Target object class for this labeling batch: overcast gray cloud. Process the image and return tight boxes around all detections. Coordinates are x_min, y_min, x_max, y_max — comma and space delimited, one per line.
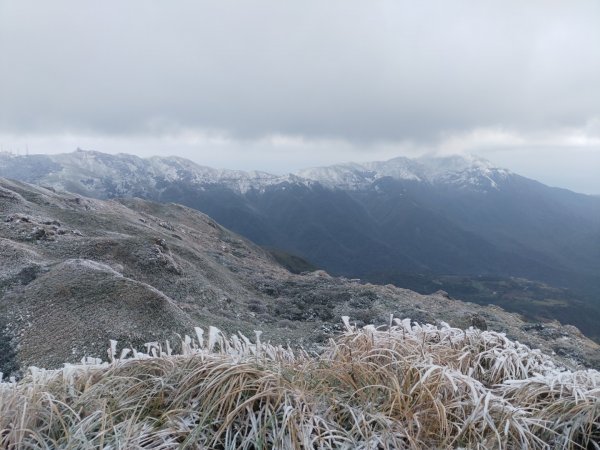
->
1, 0, 600, 192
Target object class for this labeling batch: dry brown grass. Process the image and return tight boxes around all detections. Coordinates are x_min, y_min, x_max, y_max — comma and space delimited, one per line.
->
1, 319, 598, 449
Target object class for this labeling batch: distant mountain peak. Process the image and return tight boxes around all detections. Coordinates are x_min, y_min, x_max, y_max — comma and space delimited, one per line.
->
416, 153, 494, 173
296, 153, 510, 191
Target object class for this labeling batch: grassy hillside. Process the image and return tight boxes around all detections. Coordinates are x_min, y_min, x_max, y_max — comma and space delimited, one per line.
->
1, 319, 598, 449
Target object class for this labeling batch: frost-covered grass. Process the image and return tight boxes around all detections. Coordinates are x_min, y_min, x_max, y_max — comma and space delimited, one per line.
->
1, 318, 598, 449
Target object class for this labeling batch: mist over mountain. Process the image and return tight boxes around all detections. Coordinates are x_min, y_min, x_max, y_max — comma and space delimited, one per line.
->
1, 150, 599, 340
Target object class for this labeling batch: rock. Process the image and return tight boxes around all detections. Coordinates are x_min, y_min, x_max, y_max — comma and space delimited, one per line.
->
434, 290, 450, 299
469, 313, 488, 331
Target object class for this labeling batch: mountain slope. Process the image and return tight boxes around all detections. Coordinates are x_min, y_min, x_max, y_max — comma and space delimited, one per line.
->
2, 177, 599, 378
1, 150, 599, 338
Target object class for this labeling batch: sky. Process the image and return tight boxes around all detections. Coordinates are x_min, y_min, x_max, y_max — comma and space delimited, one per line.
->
1, 1, 600, 194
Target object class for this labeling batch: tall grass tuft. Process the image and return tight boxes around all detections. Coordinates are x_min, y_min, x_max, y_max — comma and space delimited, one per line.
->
1, 318, 598, 449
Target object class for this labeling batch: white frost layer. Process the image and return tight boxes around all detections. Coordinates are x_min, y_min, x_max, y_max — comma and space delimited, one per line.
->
47, 150, 512, 194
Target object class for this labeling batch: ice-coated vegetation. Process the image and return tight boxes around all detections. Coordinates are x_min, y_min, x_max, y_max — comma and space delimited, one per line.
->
1, 318, 598, 449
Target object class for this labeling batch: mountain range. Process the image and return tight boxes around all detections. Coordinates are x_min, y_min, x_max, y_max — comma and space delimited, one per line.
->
2, 176, 599, 379
1, 149, 599, 340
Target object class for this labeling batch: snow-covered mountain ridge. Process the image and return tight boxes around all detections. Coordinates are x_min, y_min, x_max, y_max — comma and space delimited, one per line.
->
297, 154, 511, 191
0, 149, 512, 195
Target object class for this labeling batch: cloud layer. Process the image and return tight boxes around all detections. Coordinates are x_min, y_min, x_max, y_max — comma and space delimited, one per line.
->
1, 1, 599, 192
